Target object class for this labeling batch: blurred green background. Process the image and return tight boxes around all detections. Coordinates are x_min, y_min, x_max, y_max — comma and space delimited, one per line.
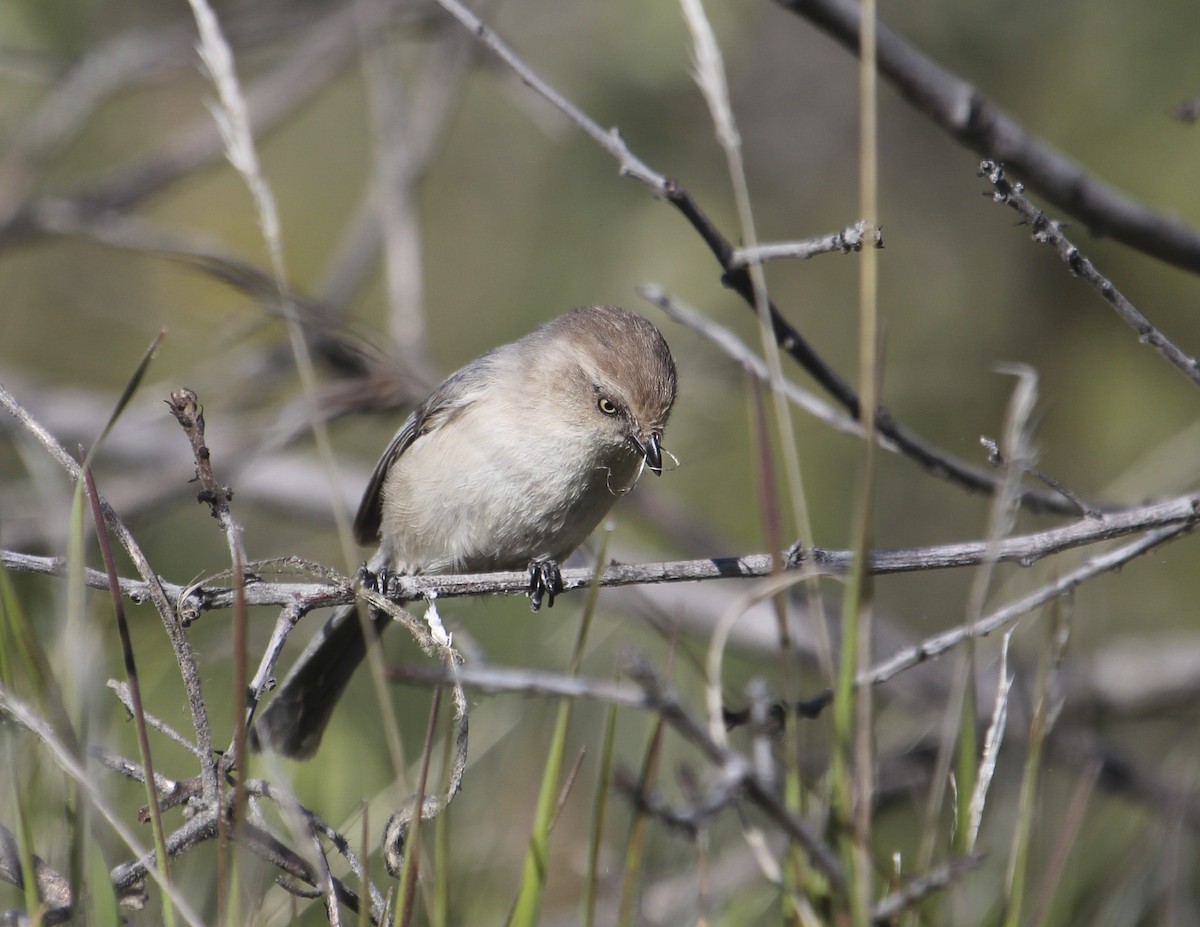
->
3, 0, 1200, 923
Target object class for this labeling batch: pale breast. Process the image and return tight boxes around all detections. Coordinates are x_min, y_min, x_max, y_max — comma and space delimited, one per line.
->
377, 399, 639, 575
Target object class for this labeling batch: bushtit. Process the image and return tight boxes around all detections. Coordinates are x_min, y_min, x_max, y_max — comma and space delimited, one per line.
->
253, 305, 677, 758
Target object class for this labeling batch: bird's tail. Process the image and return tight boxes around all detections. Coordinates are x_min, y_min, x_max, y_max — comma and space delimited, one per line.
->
251, 561, 390, 759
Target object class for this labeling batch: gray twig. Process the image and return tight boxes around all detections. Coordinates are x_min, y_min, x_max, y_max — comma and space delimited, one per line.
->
863, 525, 1190, 687
106, 680, 202, 758
979, 161, 1200, 387
729, 220, 883, 268
5, 490, 1199, 609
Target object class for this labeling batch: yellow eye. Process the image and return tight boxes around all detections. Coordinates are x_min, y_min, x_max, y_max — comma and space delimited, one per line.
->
597, 397, 618, 415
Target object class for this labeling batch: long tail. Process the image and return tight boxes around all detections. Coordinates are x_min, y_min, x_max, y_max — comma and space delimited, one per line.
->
252, 585, 389, 760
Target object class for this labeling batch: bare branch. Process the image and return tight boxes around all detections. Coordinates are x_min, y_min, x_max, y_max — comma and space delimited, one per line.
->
729, 220, 883, 268
432, 0, 667, 191
166, 388, 248, 567
870, 856, 984, 921
862, 524, 1190, 687
0, 822, 72, 922
776, 0, 1200, 275
106, 681, 202, 758
980, 161, 1200, 387
4, 490, 1198, 610
639, 284, 874, 443
0, 7, 328, 230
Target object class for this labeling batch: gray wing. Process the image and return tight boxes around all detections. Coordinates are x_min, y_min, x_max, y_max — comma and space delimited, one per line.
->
353, 412, 421, 545
351, 358, 494, 545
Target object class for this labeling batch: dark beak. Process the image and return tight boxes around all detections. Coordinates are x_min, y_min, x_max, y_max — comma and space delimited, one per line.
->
630, 432, 664, 475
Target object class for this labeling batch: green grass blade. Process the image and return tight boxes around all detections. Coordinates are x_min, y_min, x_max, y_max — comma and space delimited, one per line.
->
1002, 609, 1067, 927
81, 328, 166, 473
582, 700, 618, 927
507, 531, 611, 927
615, 717, 664, 927
506, 700, 572, 927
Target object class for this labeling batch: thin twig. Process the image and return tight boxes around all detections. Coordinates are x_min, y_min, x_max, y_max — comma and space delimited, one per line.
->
626, 662, 846, 893
612, 760, 745, 839
384, 526, 1192, 717
729, 221, 883, 268
869, 856, 983, 921
241, 785, 378, 921
979, 161, 1200, 387
432, 0, 667, 190
166, 388, 248, 569
640, 284, 873, 443
981, 436, 1098, 518
862, 525, 1189, 687
404, 654, 848, 894
0, 7, 330, 231
381, 652, 469, 882
5, 490, 1199, 608
89, 745, 184, 798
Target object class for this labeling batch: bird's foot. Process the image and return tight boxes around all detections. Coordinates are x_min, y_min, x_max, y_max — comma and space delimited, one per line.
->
360, 563, 403, 598
527, 559, 563, 612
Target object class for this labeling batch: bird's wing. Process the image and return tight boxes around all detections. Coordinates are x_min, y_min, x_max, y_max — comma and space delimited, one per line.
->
351, 364, 487, 545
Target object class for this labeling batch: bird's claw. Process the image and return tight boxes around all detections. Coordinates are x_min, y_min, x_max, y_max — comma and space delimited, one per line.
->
360, 563, 401, 598
527, 560, 563, 612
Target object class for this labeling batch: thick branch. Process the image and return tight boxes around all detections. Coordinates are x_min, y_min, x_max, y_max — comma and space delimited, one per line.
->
776, 0, 1200, 275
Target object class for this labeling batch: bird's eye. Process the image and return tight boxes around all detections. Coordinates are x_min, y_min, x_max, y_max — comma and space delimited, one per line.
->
597, 397, 619, 416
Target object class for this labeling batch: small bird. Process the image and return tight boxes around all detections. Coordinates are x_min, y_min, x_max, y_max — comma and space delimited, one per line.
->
253, 305, 677, 758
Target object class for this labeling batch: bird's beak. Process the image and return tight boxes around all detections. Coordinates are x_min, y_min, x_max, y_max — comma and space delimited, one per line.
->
629, 432, 664, 475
